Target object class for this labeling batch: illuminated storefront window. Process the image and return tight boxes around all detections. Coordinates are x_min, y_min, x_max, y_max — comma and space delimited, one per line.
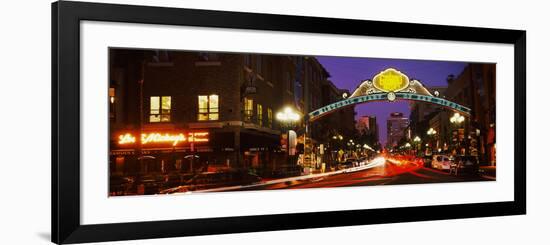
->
149, 96, 171, 122
244, 98, 253, 122
198, 94, 219, 121
267, 107, 273, 128
257, 104, 263, 126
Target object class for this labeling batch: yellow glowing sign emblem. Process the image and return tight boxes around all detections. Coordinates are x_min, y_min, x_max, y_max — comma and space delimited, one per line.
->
118, 132, 209, 146
372, 68, 410, 92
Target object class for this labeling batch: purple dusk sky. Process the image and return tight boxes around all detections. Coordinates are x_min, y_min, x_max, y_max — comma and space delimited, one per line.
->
315, 56, 467, 145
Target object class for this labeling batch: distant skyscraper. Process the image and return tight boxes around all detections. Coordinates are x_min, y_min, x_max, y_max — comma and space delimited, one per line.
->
386, 112, 410, 147
356, 115, 379, 144
356, 115, 377, 133
356, 116, 372, 132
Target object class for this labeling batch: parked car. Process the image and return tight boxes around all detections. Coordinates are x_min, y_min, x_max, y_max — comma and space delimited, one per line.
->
450, 155, 480, 176
431, 155, 451, 171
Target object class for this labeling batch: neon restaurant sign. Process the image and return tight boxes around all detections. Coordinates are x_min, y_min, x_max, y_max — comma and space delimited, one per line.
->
118, 132, 209, 146
308, 68, 471, 122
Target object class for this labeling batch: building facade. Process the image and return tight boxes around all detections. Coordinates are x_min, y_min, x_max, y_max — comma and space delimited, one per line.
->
356, 115, 379, 145
444, 64, 496, 164
411, 64, 496, 163
108, 49, 351, 177
386, 112, 410, 148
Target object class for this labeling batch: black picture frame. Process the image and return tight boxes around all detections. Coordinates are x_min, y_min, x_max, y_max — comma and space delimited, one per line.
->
52, 1, 526, 244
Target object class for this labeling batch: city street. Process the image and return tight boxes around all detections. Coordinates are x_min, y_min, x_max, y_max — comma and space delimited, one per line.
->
108, 49, 497, 196
194, 156, 493, 193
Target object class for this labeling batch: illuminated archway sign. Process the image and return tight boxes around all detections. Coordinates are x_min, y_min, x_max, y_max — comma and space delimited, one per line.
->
308, 68, 471, 122
118, 132, 209, 146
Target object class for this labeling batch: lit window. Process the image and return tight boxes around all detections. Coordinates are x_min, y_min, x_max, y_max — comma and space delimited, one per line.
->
150, 96, 171, 122
208, 95, 219, 120
109, 88, 116, 119
244, 98, 253, 122
109, 88, 115, 104
257, 104, 263, 126
198, 95, 219, 121
267, 108, 273, 128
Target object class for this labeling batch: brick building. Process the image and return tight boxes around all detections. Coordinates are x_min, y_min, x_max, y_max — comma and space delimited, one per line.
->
444, 63, 496, 164
108, 49, 354, 177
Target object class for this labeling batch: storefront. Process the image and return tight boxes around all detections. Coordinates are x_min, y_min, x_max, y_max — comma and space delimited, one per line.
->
109, 129, 284, 176
110, 130, 211, 175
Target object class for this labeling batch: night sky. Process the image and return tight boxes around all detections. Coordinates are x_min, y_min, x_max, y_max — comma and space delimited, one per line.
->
315, 56, 467, 145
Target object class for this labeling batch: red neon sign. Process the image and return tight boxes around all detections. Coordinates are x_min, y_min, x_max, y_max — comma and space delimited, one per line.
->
118, 132, 209, 146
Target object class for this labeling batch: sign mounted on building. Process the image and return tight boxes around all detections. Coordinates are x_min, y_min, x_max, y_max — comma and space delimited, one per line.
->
308, 68, 471, 122
117, 132, 209, 146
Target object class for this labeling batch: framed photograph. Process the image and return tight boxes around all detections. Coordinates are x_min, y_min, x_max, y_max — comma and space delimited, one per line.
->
52, 1, 526, 244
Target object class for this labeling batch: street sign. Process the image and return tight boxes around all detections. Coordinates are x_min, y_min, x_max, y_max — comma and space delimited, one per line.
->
307, 68, 471, 122
373, 68, 409, 92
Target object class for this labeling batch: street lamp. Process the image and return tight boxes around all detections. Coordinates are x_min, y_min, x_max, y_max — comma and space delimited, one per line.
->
426, 128, 437, 155
450, 112, 465, 124
413, 136, 421, 156
449, 112, 465, 155
276, 106, 301, 125
276, 106, 302, 172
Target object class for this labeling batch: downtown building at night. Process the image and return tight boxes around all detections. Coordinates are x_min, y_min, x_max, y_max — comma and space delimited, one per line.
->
409, 63, 496, 165
108, 49, 356, 178
386, 112, 410, 148
443, 63, 496, 165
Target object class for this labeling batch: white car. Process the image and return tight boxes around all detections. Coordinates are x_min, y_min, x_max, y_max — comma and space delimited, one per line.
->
431, 155, 451, 171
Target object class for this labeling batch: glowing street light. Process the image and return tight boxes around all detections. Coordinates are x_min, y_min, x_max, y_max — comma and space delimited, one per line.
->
276, 106, 301, 123
450, 112, 465, 124
413, 136, 421, 142
276, 106, 302, 168
427, 127, 437, 136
